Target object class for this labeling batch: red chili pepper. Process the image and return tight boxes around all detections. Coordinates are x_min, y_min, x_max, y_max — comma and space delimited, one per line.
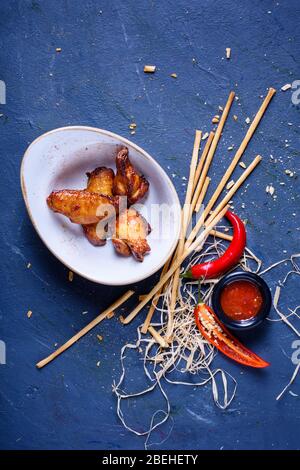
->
194, 303, 270, 368
182, 211, 246, 280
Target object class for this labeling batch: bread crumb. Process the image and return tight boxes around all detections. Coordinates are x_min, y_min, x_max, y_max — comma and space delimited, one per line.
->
281, 83, 292, 92
226, 47, 231, 59
68, 271, 74, 282
202, 132, 209, 140
170, 73, 177, 78
56, 47, 62, 53
212, 115, 220, 124
144, 65, 156, 73
239, 161, 246, 169
27, 262, 31, 269
226, 180, 235, 190
233, 115, 238, 121
97, 334, 103, 342
245, 117, 251, 124
129, 123, 137, 129
96, 361, 100, 367
27, 310, 32, 318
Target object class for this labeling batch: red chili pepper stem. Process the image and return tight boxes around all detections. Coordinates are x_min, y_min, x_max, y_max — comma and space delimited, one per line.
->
181, 210, 246, 280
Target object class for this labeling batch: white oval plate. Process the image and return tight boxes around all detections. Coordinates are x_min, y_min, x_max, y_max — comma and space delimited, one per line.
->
21, 126, 181, 285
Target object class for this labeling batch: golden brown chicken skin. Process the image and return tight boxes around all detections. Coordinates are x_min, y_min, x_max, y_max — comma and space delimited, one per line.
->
83, 167, 115, 246
113, 147, 149, 205
86, 167, 114, 195
47, 190, 119, 225
112, 208, 151, 262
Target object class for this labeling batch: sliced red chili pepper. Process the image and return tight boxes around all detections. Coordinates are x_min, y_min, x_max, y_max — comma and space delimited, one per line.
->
182, 211, 246, 280
194, 303, 270, 368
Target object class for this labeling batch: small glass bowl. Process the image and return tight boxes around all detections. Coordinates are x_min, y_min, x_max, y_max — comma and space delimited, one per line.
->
211, 271, 272, 330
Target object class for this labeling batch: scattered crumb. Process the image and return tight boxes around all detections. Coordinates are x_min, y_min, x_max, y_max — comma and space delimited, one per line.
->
27, 310, 32, 319
233, 115, 238, 121
285, 169, 294, 177
144, 65, 156, 73
119, 315, 125, 323
82, 311, 88, 315
68, 270, 74, 282
202, 132, 209, 140
56, 47, 62, 53
226, 180, 235, 190
218, 105, 223, 112
54, 343, 58, 347
281, 83, 292, 92
130, 130, 136, 135
266, 185, 275, 196
129, 123, 137, 130
245, 117, 251, 124
239, 161, 246, 169
227, 146, 234, 151
170, 73, 177, 78
225, 47, 231, 59
212, 115, 220, 124
97, 334, 103, 342
27, 262, 31, 269
96, 361, 101, 367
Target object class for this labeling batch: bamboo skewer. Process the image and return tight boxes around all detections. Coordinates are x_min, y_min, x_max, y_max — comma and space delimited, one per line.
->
202, 88, 276, 221
193, 131, 214, 191
192, 92, 235, 209
191, 131, 214, 204
169, 92, 235, 316
210, 229, 233, 241
184, 155, 262, 250
148, 326, 169, 348
36, 290, 135, 369
195, 176, 211, 212
169, 130, 202, 316
141, 254, 172, 334
205, 155, 262, 227
121, 205, 229, 325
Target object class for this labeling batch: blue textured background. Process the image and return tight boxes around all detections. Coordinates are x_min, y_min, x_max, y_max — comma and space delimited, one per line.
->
1, 0, 299, 450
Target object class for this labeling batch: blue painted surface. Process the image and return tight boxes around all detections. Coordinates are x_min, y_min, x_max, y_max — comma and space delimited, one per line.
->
0, 0, 300, 450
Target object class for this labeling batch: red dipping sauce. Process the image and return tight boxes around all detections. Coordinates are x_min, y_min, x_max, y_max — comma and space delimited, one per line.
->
220, 280, 263, 321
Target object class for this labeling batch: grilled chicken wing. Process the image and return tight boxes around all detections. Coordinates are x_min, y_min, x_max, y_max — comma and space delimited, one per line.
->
86, 167, 114, 195
113, 147, 149, 205
83, 167, 115, 246
112, 208, 151, 262
47, 189, 119, 225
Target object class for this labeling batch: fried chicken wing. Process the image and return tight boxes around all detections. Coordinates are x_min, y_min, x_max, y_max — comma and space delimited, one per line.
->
86, 167, 114, 195
83, 167, 115, 246
112, 208, 151, 262
47, 190, 119, 225
113, 147, 149, 205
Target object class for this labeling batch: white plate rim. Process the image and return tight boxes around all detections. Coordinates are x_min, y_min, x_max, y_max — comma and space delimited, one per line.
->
20, 125, 181, 285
